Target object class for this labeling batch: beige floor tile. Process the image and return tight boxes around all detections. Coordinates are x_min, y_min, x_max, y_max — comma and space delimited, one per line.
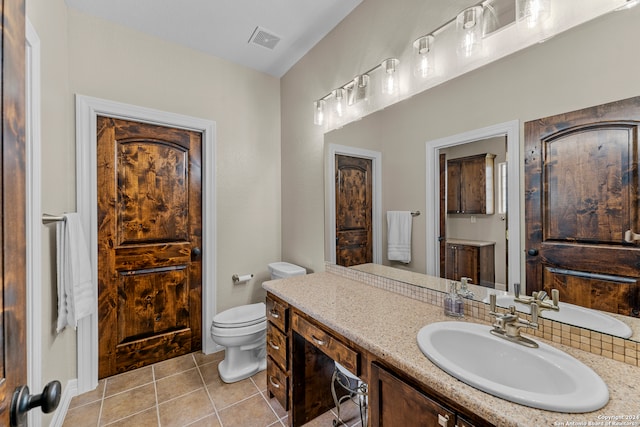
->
62, 400, 101, 427
251, 370, 267, 392
153, 353, 197, 379
106, 407, 159, 427
197, 360, 221, 384
217, 394, 279, 427
105, 366, 153, 397
206, 376, 260, 410
156, 368, 205, 403
334, 398, 366, 427
301, 409, 339, 427
99, 383, 156, 425
69, 379, 106, 409
158, 388, 215, 427
185, 413, 222, 427
262, 391, 287, 419
193, 350, 224, 366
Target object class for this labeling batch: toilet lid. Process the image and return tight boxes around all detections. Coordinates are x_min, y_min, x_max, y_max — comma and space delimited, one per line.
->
212, 302, 266, 328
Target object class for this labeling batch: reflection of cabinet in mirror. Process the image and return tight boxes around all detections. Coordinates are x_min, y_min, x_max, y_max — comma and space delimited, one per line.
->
445, 239, 495, 288
447, 153, 495, 215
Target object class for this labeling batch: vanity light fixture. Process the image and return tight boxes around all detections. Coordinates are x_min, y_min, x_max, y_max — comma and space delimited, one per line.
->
381, 58, 400, 95
516, 0, 551, 29
412, 35, 435, 78
456, 6, 484, 58
332, 88, 346, 117
313, 99, 326, 126
348, 74, 370, 106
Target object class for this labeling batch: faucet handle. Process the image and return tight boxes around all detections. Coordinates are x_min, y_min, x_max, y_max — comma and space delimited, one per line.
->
537, 290, 548, 301
551, 289, 559, 307
490, 293, 497, 312
513, 283, 521, 298
530, 302, 539, 326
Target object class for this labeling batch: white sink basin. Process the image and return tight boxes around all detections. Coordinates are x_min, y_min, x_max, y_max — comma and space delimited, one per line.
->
417, 321, 609, 413
485, 294, 632, 338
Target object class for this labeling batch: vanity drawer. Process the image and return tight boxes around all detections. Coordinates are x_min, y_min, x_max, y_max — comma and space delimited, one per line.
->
267, 321, 288, 371
267, 356, 289, 410
266, 295, 288, 331
292, 313, 359, 376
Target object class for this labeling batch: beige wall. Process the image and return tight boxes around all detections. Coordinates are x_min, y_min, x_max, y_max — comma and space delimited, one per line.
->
281, 1, 640, 279
27, 3, 281, 421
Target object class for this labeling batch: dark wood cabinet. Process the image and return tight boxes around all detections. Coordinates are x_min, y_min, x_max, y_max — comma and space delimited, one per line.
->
266, 295, 290, 410
370, 363, 480, 427
445, 239, 495, 287
447, 153, 495, 215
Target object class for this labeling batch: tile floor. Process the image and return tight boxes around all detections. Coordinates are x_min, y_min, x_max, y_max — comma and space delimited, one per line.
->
62, 351, 364, 427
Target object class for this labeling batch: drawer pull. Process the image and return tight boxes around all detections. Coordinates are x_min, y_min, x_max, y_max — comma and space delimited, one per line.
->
438, 414, 449, 427
268, 340, 280, 351
311, 335, 326, 346
269, 310, 280, 319
268, 375, 280, 389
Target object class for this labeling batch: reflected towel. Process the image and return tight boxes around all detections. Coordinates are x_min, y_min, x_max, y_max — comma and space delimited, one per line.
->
56, 213, 95, 332
387, 211, 412, 263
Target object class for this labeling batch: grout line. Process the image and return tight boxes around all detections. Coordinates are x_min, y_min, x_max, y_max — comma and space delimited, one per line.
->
258, 387, 285, 422
194, 353, 225, 427
101, 406, 159, 427
97, 379, 106, 426
152, 365, 161, 426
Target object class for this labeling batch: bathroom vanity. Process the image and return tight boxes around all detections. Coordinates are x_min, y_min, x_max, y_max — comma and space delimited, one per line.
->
263, 272, 640, 427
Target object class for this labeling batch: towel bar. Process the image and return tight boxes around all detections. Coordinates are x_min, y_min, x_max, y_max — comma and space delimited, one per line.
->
411, 211, 420, 217
42, 214, 65, 224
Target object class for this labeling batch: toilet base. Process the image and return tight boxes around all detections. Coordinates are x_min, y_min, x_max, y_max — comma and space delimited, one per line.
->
218, 354, 266, 383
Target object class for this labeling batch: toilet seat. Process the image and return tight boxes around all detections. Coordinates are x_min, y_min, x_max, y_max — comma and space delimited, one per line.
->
212, 302, 266, 328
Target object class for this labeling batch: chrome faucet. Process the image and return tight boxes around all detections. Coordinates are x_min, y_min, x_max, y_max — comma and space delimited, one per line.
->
489, 294, 539, 348
513, 283, 560, 312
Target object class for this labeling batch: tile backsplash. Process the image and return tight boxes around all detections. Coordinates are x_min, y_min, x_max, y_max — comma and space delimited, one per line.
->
326, 262, 639, 368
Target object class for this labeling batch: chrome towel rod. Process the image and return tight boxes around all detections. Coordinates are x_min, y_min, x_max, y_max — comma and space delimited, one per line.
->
411, 211, 420, 217
42, 214, 66, 224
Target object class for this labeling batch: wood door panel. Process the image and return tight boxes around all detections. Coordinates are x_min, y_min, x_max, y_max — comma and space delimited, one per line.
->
542, 267, 639, 316
335, 155, 372, 267
115, 328, 192, 373
115, 242, 191, 270
118, 267, 189, 342
544, 126, 634, 243
525, 96, 640, 318
98, 116, 202, 378
117, 140, 189, 245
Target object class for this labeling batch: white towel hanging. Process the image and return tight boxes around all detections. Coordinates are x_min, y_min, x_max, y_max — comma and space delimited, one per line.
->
387, 211, 412, 263
56, 213, 96, 332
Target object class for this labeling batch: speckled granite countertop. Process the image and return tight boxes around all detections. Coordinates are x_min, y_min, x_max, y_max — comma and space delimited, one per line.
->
263, 272, 640, 427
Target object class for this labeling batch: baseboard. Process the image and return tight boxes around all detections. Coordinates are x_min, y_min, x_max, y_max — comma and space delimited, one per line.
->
48, 378, 77, 427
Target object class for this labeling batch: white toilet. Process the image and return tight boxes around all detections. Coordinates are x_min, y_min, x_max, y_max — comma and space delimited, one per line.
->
210, 262, 306, 383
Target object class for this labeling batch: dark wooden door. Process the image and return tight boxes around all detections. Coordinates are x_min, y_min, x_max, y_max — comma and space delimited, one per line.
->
1, 0, 27, 424
97, 117, 203, 378
525, 96, 640, 317
335, 155, 372, 267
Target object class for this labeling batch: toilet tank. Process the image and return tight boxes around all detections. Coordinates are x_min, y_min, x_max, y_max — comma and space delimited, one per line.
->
268, 262, 306, 279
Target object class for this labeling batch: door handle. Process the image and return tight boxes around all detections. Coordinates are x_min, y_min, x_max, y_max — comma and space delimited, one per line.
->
527, 248, 539, 256
11, 381, 62, 427
624, 230, 640, 243
191, 247, 201, 258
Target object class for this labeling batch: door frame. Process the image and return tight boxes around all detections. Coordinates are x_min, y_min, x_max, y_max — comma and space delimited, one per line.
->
75, 95, 217, 394
26, 18, 43, 427
327, 144, 382, 264
425, 120, 520, 289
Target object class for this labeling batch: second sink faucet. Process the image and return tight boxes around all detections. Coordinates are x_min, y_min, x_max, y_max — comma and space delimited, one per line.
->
513, 283, 560, 312
489, 294, 539, 348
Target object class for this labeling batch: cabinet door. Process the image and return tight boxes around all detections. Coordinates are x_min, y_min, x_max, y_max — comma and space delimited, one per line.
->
370, 364, 456, 427
447, 161, 462, 214
457, 245, 479, 284
459, 156, 487, 214
445, 244, 457, 280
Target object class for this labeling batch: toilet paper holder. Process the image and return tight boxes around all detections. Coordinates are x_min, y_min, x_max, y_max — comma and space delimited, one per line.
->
232, 273, 253, 284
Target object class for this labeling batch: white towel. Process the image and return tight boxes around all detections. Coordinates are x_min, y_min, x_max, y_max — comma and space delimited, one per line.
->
387, 211, 412, 263
56, 213, 96, 332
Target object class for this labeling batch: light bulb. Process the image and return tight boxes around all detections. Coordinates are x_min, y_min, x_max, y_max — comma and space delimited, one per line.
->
456, 6, 483, 58
413, 35, 435, 79
381, 58, 399, 95
313, 100, 325, 126
516, 0, 551, 29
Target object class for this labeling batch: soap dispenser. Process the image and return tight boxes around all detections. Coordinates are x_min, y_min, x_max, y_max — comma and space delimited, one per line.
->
444, 281, 464, 317
459, 277, 475, 299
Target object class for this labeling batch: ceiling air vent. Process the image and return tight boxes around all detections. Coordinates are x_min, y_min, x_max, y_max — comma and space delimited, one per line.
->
248, 26, 281, 50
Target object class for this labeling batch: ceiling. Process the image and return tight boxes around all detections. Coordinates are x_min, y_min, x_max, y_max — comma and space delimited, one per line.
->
64, 0, 363, 78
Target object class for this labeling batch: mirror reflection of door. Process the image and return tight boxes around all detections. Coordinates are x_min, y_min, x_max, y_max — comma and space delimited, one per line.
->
335, 154, 373, 267
439, 137, 508, 289
525, 96, 640, 318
